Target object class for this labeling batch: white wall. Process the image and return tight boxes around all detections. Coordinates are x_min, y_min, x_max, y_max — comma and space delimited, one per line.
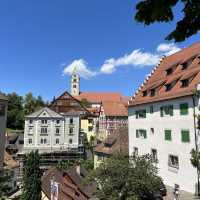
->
128, 96, 199, 194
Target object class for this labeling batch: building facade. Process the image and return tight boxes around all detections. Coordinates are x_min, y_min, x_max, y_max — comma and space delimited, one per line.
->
128, 42, 200, 194
0, 94, 8, 170
24, 91, 89, 154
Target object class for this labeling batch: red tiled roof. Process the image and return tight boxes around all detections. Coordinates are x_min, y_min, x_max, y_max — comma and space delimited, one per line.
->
102, 101, 128, 117
129, 42, 200, 106
74, 92, 127, 103
94, 128, 128, 155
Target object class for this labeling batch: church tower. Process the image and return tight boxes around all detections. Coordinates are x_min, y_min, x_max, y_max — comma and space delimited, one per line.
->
70, 66, 80, 96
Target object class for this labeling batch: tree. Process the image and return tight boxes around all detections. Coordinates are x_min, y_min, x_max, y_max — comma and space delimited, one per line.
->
7, 92, 24, 130
134, 0, 200, 42
0, 171, 11, 200
86, 153, 163, 200
21, 150, 42, 200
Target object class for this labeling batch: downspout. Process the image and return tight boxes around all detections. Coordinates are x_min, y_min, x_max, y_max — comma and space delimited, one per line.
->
192, 94, 200, 196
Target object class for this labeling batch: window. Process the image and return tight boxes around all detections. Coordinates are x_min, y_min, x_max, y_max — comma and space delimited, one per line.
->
56, 120, 60, 124
56, 128, 60, 134
133, 147, 138, 156
74, 78, 77, 83
181, 79, 189, 87
180, 103, 189, 115
19, 140, 24, 145
70, 118, 73, 124
136, 110, 146, 119
40, 138, 43, 144
88, 126, 93, 132
151, 149, 157, 162
160, 105, 173, 117
28, 138, 32, 144
73, 85, 76, 88
150, 89, 155, 96
88, 119, 93, 124
44, 138, 47, 144
29, 127, 33, 135
56, 138, 59, 144
168, 155, 179, 169
166, 68, 173, 75
181, 62, 188, 70
69, 139, 73, 144
165, 130, 172, 141
29, 120, 33, 124
142, 90, 147, 97
69, 128, 74, 134
165, 84, 172, 91
0, 104, 5, 116
150, 128, 154, 134
136, 129, 147, 139
150, 105, 154, 114
41, 119, 47, 124
41, 127, 47, 134
181, 130, 190, 143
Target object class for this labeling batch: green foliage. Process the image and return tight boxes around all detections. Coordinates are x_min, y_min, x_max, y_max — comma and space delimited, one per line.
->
21, 150, 42, 200
190, 148, 200, 170
0, 170, 11, 200
24, 93, 46, 115
57, 160, 74, 170
134, 0, 200, 42
57, 159, 94, 172
6, 92, 46, 130
7, 92, 24, 130
86, 153, 162, 200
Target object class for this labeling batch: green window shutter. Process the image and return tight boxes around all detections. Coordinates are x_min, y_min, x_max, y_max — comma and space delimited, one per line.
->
144, 110, 146, 118
143, 130, 147, 138
135, 111, 138, 119
181, 130, 190, 142
136, 130, 139, 138
150, 106, 153, 114
169, 105, 173, 116
180, 103, 188, 115
165, 130, 172, 141
160, 107, 163, 117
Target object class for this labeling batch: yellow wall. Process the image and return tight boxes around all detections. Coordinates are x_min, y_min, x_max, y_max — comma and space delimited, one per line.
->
94, 153, 107, 169
81, 118, 95, 142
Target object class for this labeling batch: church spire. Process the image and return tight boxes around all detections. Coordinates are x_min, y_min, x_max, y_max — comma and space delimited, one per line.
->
70, 66, 80, 96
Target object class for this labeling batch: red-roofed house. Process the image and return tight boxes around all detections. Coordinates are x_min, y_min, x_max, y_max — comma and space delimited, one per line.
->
128, 42, 200, 194
99, 101, 128, 138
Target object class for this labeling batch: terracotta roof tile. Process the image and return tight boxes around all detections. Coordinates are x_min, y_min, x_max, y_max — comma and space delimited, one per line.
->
129, 42, 200, 106
74, 92, 128, 104
94, 128, 128, 155
102, 101, 128, 117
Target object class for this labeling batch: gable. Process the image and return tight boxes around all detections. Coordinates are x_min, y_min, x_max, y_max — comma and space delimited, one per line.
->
50, 91, 89, 115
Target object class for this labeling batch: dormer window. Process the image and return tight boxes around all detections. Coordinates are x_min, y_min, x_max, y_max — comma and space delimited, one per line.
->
150, 89, 155, 96
142, 91, 147, 97
181, 62, 188, 70
181, 79, 189, 87
165, 84, 172, 91
166, 68, 173, 75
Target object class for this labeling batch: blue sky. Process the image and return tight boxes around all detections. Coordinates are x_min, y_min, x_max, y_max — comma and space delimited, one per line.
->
0, 0, 199, 100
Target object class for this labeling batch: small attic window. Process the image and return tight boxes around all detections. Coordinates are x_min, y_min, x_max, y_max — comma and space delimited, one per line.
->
181, 79, 189, 87
142, 91, 147, 97
181, 62, 188, 70
150, 89, 155, 97
166, 68, 173, 75
165, 84, 172, 91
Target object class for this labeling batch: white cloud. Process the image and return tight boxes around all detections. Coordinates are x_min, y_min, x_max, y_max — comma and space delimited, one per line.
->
100, 43, 181, 74
100, 49, 160, 74
62, 59, 97, 79
157, 43, 181, 56
62, 43, 181, 77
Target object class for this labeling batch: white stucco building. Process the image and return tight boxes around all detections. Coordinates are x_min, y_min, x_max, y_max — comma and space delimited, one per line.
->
24, 91, 89, 154
128, 42, 200, 194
